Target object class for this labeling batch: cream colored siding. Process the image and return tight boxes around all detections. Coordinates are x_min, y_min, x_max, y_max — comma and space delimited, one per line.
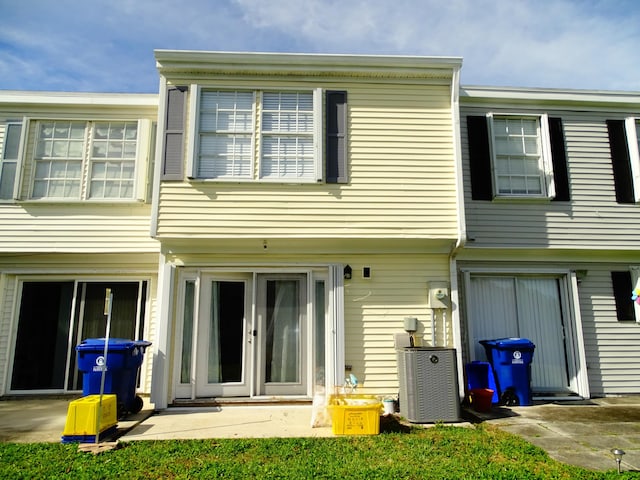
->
342, 254, 451, 396
157, 82, 457, 239
461, 106, 640, 249
0, 204, 158, 252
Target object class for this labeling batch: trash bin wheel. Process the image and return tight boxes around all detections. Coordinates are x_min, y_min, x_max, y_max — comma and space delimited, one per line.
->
501, 389, 519, 406
131, 395, 144, 414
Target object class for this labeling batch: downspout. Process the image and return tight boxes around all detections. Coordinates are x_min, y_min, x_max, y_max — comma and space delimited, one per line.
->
448, 65, 468, 400
149, 76, 167, 239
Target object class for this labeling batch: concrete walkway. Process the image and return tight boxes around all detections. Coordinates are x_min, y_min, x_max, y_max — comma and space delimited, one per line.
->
2, 396, 640, 473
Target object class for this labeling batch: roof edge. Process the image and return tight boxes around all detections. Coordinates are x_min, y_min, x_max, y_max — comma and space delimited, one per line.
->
154, 50, 463, 78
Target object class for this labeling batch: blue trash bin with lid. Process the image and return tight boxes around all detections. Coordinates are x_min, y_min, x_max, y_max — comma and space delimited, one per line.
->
480, 338, 535, 406
76, 338, 152, 415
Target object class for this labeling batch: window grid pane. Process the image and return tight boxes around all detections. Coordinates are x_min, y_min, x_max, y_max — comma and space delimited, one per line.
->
0, 123, 22, 200
494, 117, 543, 195
261, 92, 314, 179
33, 121, 85, 199
198, 91, 253, 179
89, 122, 137, 199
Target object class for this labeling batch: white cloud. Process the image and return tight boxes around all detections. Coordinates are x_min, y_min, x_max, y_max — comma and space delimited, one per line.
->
0, 0, 639, 91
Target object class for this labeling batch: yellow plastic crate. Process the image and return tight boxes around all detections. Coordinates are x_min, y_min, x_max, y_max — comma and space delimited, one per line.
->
62, 395, 117, 437
328, 394, 382, 435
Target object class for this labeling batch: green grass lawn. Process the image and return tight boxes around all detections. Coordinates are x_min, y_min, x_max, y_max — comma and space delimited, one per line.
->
0, 424, 631, 479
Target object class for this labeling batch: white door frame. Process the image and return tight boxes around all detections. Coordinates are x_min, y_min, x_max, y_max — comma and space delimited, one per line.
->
461, 268, 590, 399
171, 265, 345, 402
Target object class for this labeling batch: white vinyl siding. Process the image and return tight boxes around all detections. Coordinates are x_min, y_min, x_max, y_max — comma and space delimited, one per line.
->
159, 82, 457, 239
463, 107, 640, 249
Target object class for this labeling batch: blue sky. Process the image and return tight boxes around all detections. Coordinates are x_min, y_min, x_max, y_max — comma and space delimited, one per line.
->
1, 0, 639, 93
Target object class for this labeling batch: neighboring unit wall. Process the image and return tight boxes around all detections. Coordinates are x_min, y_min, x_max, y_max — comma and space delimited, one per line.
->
458, 88, 640, 396
461, 103, 640, 249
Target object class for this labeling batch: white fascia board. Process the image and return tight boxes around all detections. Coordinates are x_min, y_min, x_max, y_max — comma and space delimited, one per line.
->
0, 90, 158, 108
154, 50, 462, 79
461, 85, 640, 109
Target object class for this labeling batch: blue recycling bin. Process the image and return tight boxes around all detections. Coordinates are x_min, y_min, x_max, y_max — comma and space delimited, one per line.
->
480, 338, 535, 406
465, 361, 499, 404
76, 338, 152, 415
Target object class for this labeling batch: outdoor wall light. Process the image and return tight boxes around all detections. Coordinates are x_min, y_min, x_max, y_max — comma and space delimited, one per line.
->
344, 265, 352, 280
611, 448, 625, 474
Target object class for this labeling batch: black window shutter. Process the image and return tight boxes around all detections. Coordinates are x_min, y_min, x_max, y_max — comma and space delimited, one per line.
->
466, 115, 493, 200
326, 91, 348, 184
548, 117, 570, 201
611, 271, 636, 321
606, 119, 635, 204
162, 86, 187, 181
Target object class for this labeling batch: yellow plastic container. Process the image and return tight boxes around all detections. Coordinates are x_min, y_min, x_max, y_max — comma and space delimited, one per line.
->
328, 394, 382, 435
62, 395, 117, 437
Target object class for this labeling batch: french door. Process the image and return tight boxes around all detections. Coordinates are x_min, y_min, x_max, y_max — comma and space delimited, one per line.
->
179, 272, 309, 399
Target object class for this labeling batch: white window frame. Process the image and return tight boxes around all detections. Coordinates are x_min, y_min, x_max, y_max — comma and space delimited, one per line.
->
487, 113, 555, 199
28, 119, 150, 202
188, 86, 323, 183
0, 119, 26, 201
631, 266, 640, 323
624, 117, 640, 203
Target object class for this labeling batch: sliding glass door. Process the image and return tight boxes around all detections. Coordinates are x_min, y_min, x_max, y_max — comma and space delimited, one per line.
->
10, 280, 147, 392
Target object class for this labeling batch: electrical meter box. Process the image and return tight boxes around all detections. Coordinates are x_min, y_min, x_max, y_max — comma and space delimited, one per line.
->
428, 282, 449, 309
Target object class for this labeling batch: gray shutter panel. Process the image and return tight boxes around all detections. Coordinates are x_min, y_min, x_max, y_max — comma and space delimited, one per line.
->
548, 117, 570, 201
326, 91, 348, 183
466, 115, 493, 200
162, 86, 187, 181
606, 119, 635, 204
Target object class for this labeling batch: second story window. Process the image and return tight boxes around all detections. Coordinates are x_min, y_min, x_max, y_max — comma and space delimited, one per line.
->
607, 117, 640, 204
466, 113, 569, 202
0, 122, 23, 200
489, 114, 553, 198
32, 120, 141, 200
190, 88, 321, 182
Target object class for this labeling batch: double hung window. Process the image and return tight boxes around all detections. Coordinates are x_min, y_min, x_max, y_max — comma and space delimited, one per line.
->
607, 117, 640, 204
0, 122, 23, 200
467, 113, 568, 201
32, 120, 145, 200
190, 88, 321, 182
488, 113, 553, 198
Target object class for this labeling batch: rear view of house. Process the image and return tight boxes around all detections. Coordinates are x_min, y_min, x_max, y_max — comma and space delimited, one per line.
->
149, 51, 465, 408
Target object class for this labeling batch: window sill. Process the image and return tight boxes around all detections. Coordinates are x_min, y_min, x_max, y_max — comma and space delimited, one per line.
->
187, 177, 323, 185
16, 198, 147, 205
491, 195, 554, 204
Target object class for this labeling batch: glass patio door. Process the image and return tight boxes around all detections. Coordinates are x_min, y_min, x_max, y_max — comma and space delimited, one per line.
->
256, 274, 307, 396
194, 277, 250, 397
